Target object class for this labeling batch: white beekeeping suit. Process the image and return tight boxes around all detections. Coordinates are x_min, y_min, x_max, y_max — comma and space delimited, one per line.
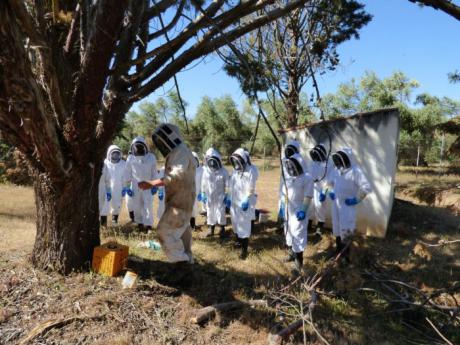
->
191, 152, 203, 229
228, 148, 258, 259
157, 167, 165, 219
124, 137, 158, 232
201, 148, 228, 238
151, 124, 195, 266
104, 145, 126, 224
279, 153, 314, 273
278, 139, 305, 222
98, 161, 110, 225
307, 144, 330, 234
328, 147, 371, 262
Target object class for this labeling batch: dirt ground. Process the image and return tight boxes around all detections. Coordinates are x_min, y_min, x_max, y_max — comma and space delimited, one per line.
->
0, 164, 459, 345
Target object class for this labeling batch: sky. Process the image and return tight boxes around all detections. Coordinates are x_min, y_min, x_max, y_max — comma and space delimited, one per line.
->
139, 0, 460, 116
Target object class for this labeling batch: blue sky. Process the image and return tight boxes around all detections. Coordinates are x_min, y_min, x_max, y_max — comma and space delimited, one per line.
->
139, 0, 460, 116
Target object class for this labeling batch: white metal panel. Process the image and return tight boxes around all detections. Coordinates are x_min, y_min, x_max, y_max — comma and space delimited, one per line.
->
282, 108, 400, 238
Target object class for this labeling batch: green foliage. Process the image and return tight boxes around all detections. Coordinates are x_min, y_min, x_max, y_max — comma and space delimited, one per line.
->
321, 71, 460, 164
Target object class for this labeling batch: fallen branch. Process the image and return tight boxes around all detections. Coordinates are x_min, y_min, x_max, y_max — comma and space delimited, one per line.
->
19, 314, 106, 344
425, 317, 454, 345
267, 291, 318, 345
420, 239, 460, 247
190, 299, 267, 324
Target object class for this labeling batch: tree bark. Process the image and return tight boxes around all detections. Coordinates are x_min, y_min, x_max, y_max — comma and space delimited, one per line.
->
31, 167, 101, 273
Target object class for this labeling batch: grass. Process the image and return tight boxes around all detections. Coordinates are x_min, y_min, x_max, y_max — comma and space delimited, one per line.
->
0, 165, 459, 344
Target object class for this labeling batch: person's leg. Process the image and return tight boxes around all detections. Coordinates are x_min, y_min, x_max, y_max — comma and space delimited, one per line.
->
294, 251, 303, 273
240, 237, 249, 260
157, 210, 191, 263
181, 226, 193, 263
100, 215, 107, 226
112, 214, 119, 224
190, 217, 196, 230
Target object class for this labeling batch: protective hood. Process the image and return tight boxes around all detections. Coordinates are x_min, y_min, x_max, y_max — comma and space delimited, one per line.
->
283, 153, 306, 177
284, 139, 300, 158
243, 148, 252, 165
230, 148, 248, 171
106, 144, 122, 163
206, 148, 222, 172
152, 123, 184, 157
205, 147, 215, 158
130, 137, 148, 157
192, 151, 201, 168
310, 143, 328, 162
332, 147, 355, 171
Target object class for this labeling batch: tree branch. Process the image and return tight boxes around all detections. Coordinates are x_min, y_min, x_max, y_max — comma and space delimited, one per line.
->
128, 0, 310, 101
409, 0, 460, 21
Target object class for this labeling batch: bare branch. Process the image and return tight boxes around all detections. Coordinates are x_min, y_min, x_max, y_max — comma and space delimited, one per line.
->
409, 0, 460, 21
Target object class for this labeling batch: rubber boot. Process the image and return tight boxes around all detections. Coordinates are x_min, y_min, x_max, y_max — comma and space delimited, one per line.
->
100, 216, 107, 226
251, 220, 255, 233
112, 214, 119, 224
316, 221, 324, 235
234, 233, 241, 247
219, 225, 227, 239
146, 226, 153, 235
307, 219, 314, 234
206, 225, 215, 237
283, 247, 295, 262
138, 224, 145, 233
190, 217, 196, 230
240, 238, 249, 260
336, 236, 343, 255
294, 252, 304, 274
343, 241, 351, 264
129, 211, 135, 223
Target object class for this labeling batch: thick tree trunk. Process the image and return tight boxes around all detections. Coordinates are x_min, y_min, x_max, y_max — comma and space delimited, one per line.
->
31, 168, 101, 274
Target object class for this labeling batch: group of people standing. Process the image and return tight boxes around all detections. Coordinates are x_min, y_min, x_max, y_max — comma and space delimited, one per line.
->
98, 128, 260, 261
98, 123, 371, 277
279, 139, 372, 273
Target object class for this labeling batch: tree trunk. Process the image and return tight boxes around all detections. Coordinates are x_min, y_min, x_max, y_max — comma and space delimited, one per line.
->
31, 167, 101, 274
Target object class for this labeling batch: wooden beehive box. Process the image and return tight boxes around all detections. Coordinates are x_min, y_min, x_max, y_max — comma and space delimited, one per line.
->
92, 242, 129, 277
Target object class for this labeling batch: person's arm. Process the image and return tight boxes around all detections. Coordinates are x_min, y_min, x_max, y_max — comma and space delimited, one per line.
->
138, 178, 164, 190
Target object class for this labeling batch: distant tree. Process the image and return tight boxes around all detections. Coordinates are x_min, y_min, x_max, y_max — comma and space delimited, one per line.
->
223, 0, 371, 128
321, 71, 460, 164
215, 95, 252, 156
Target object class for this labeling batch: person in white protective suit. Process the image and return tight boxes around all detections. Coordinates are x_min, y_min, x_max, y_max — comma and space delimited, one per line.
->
123, 137, 158, 233
98, 160, 110, 226
279, 153, 314, 273
307, 144, 329, 235
243, 148, 259, 233
101, 145, 127, 225
328, 147, 371, 262
228, 148, 259, 259
278, 139, 302, 224
138, 123, 196, 269
200, 148, 229, 239
157, 167, 165, 219
191, 152, 203, 230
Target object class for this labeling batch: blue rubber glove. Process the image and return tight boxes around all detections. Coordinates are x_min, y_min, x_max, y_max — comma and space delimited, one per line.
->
319, 190, 327, 203
197, 193, 203, 202
151, 187, 158, 195
241, 199, 250, 211
223, 194, 231, 208
296, 210, 306, 221
106, 192, 112, 202
329, 190, 336, 201
158, 188, 164, 201
127, 188, 134, 197
278, 204, 285, 221
122, 187, 128, 197
345, 197, 360, 206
